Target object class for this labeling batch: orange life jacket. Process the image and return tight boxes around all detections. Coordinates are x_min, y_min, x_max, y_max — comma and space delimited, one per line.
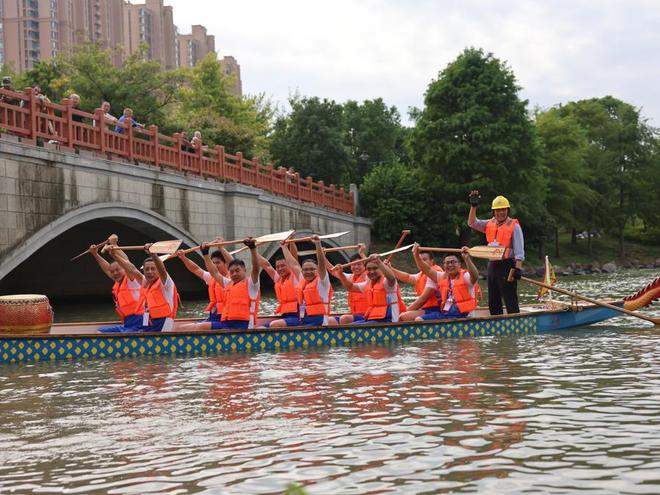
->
348, 272, 369, 315
137, 278, 178, 319
204, 276, 226, 314
416, 264, 443, 309
438, 270, 477, 314
363, 277, 407, 321
222, 279, 260, 324
112, 276, 144, 320
275, 273, 299, 314
297, 276, 333, 317
485, 218, 520, 256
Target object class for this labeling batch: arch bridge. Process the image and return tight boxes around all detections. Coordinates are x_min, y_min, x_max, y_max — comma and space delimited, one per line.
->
0, 139, 371, 299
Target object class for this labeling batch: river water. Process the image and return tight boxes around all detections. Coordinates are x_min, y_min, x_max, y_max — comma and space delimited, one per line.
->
1, 269, 659, 494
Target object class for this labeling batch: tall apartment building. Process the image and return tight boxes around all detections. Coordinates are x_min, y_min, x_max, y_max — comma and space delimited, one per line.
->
1, 0, 75, 72
0, 0, 241, 92
220, 55, 241, 96
71, 0, 125, 66
178, 24, 214, 68
124, 0, 176, 68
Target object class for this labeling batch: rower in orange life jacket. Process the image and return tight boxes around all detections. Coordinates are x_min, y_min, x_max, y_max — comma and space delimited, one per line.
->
269, 235, 336, 328
258, 244, 302, 328
390, 250, 444, 321
328, 247, 369, 323
467, 191, 525, 315
201, 237, 261, 330
103, 240, 179, 332
333, 253, 407, 325
174, 246, 233, 332
411, 243, 480, 320
89, 236, 145, 333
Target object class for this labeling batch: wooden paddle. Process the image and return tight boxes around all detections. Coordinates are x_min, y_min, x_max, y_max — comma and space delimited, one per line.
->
229, 229, 298, 255
338, 244, 414, 270
296, 245, 361, 256
107, 240, 182, 254
70, 240, 108, 261
210, 229, 296, 248
508, 269, 660, 326
170, 230, 296, 259
419, 245, 507, 261
386, 230, 411, 264
283, 231, 350, 244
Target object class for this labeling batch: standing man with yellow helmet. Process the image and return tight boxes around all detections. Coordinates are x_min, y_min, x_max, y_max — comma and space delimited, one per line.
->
467, 190, 524, 314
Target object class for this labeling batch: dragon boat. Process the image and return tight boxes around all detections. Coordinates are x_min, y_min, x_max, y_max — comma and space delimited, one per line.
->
0, 277, 658, 365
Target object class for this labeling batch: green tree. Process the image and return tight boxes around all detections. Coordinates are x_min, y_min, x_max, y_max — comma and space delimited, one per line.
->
410, 47, 547, 251
56, 43, 185, 126
343, 98, 404, 184
16, 60, 66, 100
172, 54, 274, 157
360, 163, 427, 241
535, 107, 594, 256
270, 96, 349, 184
557, 97, 656, 257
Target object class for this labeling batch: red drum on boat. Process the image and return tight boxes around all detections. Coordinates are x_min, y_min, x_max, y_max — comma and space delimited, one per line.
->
0, 294, 53, 334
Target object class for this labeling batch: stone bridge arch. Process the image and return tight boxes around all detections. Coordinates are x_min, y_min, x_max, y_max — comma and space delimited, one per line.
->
0, 202, 201, 299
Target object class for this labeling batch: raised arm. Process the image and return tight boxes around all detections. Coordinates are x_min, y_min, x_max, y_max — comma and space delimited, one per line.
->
257, 253, 277, 280
461, 246, 479, 284
358, 243, 367, 259
244, 238, 260, 284
175, 250, 205, 280
468, 190, 481, 227
214, 241, 233, 276
200, 242, 225, 284
330, 265, 361, 292
413, 243, 442, 282
406, 287, 435, 312
89, 244, 113, 280
280, 241, 302, 279
146, 244, 168, 283
312, 235, 327, 279
371, 254, 396, 285
388, 265, 416, 285
108, 245, 143, 283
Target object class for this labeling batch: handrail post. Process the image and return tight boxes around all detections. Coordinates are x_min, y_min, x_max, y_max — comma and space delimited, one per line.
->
214, 145, 223, 179
150, 125, 159, 168
197, 141, 203, 175
27, 88, 37, 140
174, 133, 182, 170
329, 183, 336, 210
94, 108, 105, 153
126, 119, 134, 161
237, 151, 243, 183
252, 156, 260, 186
318, 180, 324, 207
268, 162, 274, 191
218, 145, 225, 179
61, 98, 73, 147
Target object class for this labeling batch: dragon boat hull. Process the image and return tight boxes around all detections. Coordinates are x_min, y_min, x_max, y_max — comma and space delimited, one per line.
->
0, 303, 624, 365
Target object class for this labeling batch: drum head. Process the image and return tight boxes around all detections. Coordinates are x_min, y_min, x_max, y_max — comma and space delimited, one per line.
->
0, 294, 49, 303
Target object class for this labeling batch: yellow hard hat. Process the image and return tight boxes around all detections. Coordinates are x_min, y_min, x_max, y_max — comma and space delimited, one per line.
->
491, 195, 510, 209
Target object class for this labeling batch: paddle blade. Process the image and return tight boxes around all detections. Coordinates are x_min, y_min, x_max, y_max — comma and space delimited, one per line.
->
467, 246, 507, 261
148, 240, 183, 254
319, 231, 350, 239
256, 229, 296, 243
379, 244, 414, 257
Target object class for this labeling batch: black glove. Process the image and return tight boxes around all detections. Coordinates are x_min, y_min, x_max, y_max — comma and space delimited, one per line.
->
512, 268, 522, 280
469, 191, 481, 207
200, 245, 209, 256
244, 238, 257, 250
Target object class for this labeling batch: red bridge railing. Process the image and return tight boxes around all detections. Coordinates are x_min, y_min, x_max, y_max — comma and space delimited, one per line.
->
0, 88, 355, 214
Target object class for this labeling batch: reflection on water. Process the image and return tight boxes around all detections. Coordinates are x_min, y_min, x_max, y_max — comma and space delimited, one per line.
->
1, 269, 659, 494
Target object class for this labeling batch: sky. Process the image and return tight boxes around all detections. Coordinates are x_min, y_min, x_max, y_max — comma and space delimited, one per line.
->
169, 0, 660, 126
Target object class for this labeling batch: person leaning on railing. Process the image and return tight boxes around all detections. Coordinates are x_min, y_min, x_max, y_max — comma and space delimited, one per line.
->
115, 108, 143, 134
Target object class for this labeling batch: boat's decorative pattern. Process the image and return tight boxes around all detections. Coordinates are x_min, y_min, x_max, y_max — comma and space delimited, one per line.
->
1, 316, 538, 364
